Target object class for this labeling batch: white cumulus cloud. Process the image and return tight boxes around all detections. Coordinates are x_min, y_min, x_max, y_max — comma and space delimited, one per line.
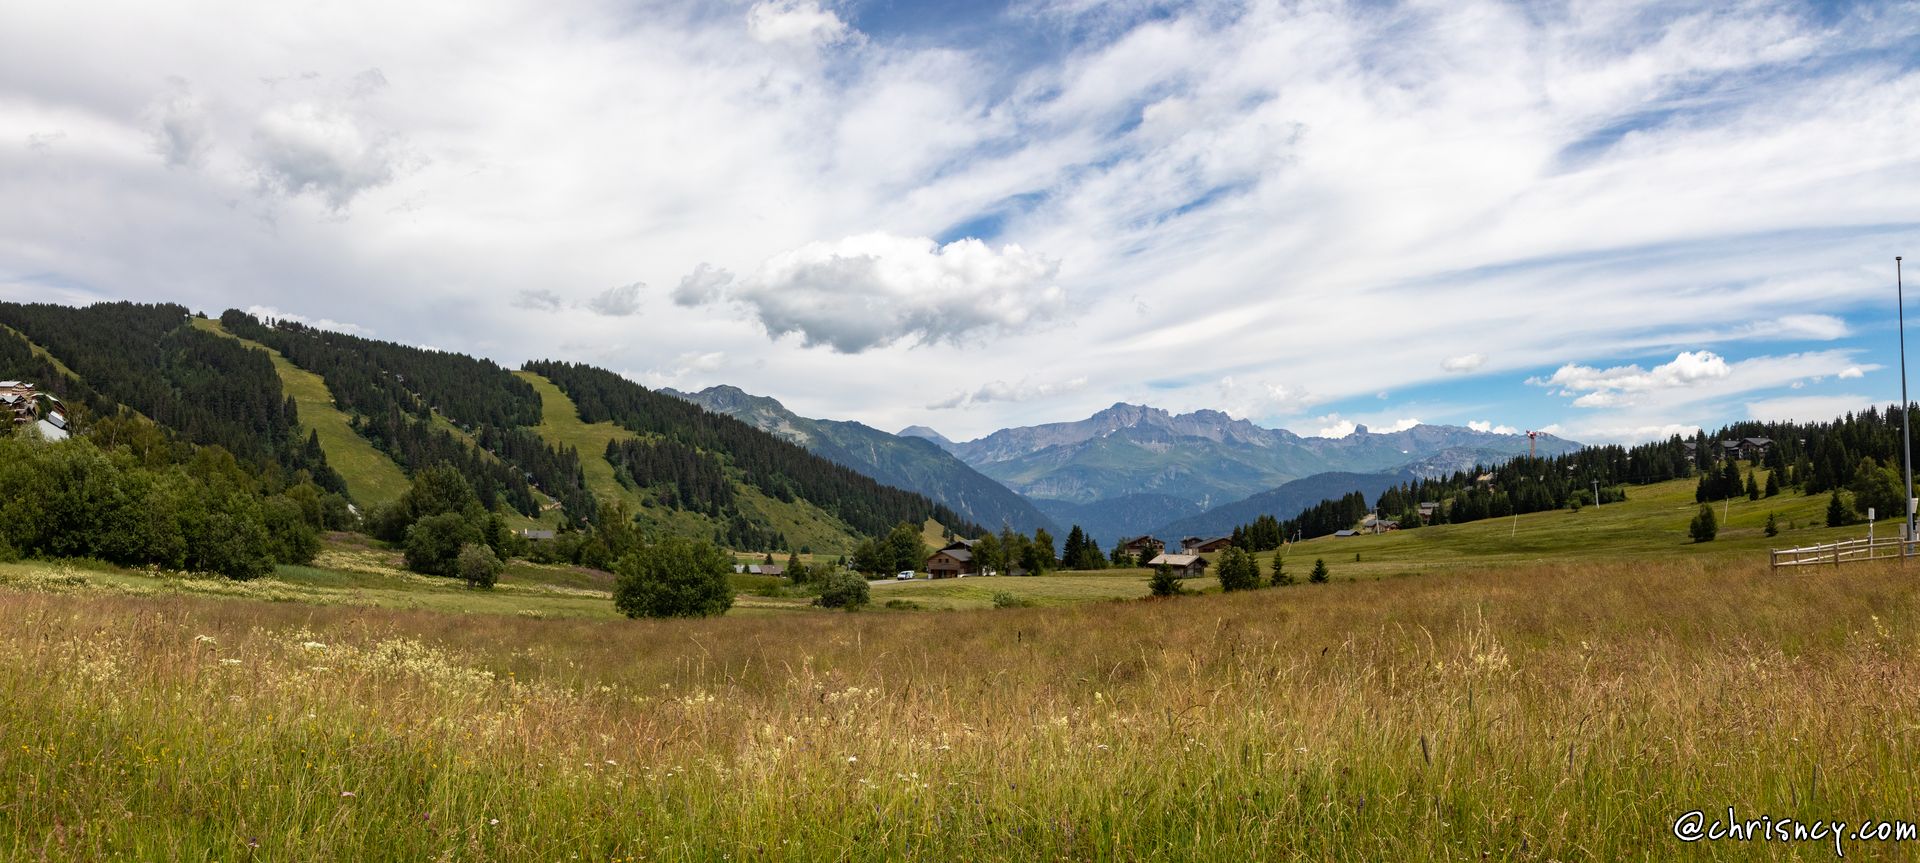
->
928, 376, 1087, 410
1467, 420, 1519, 435
681, 234, 1066, 353
747, 1, 853, 47
1441, 353, 1487, 373
252, 102, 398, 209
587, 283, 643, 317
1532, 350, 1732, 408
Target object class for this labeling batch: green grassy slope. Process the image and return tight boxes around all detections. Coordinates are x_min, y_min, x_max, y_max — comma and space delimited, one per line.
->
516, 370, 864, 554
1249, 467, 1867, 579
192, 318, 412, 508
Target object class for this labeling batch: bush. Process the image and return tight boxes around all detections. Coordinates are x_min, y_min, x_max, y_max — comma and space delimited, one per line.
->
816, 569, 870, 610
457, 543, 503, 589
404, 512, 483, 577
1764, 512, 1779, 538
1689, 504, 1718, 543
1148, 565, 1184, 597
1309, 559, 1329, 584
992, 590, 1035, 609
1215, 547, 1260, 592
883, 599, 922, 610
613, 536, 735, 618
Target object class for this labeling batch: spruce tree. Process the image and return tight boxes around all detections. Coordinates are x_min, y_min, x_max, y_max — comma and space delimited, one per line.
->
1689, 504, 1717, 543
1271, 555, 1293, 587
1764, 512, 1779, 537
1745, 471, 1760, 501
1764, 470, 1780, 498
1826, 490, 1852, 528
1309, 558, 1329, 584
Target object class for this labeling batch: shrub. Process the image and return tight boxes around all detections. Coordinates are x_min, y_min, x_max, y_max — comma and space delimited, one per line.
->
404, 512, 483, 577
1689, 504, 1718, 543
613, 536, 735, 618
992, 591, 1035, 609
457, 543, 503, 589
1764, 512, 1779, 538
816, 570, 870, 610
1309, 559, 1329, 584
883, 599, 922, 610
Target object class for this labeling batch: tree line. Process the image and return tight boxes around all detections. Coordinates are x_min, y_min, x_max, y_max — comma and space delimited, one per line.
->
0, 302, 344, 493
220, 310, 593, 524
526, 360, 984, 539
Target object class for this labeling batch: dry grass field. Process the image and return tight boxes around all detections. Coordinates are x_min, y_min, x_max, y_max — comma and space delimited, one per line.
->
2, 549, 1916, 860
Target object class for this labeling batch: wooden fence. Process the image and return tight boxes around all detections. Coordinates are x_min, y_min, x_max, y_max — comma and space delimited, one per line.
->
1770, 536, 1917, 571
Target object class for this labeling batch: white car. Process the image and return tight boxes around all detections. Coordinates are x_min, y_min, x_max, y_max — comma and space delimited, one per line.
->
895, 570, 916, 580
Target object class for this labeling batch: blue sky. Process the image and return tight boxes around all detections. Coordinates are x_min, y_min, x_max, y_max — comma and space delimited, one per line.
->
1, 0, 1917, 444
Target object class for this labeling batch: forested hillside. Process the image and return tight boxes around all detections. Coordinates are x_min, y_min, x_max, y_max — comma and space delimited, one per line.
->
220, 310, 594, 524
0, 302, 342, 491
526, 361, 982, 540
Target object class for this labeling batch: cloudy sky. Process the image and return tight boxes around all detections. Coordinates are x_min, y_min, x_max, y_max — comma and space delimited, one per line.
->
3, 0, 1917, 444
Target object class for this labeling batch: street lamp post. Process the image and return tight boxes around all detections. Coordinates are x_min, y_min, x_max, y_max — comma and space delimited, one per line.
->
1900, 257, 1914, 556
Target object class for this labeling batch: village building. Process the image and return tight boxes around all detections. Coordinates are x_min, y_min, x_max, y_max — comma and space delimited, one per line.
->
1417, 501, 1440, 522
1180, 536, 1232, 553
515, 528, 556, 541
925, 538, 978, 578
1145, 552, 1209, 578
1119, 535, 1165, 561
1332, 529, 1359, 538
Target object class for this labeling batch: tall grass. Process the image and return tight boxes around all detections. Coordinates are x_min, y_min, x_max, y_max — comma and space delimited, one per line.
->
2, 556, 1916, 860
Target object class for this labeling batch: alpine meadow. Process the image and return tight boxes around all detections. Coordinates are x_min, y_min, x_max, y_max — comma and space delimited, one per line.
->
5, 1, 1920, 860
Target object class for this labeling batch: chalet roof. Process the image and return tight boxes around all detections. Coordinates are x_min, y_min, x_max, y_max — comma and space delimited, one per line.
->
942, 538, 977, 551
1743, 437, 1773, 446
0, 394, 14, 405
1418, 501, 1439, 509
1146, 553, 1205, 567
932, 548, 973, 563
1120, 535, 1161, 546
34, 419, 67, 442
1333, 529, 1358, 537
44, 412, 66, 429
516, 529, 555, 540
759, 565, 784, 576
0, 381, 18, 388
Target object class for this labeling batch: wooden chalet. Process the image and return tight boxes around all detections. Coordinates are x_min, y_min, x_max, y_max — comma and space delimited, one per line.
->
1119, 535, 1164, 561
926, 538, 978, 578
1146, 552, 1209, 578
1180, 536, 1232, 553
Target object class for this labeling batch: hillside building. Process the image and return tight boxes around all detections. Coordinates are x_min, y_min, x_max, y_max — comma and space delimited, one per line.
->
926, 538, 979, 578
1145, 552, 1209, 578
1119, 535, 1164, 562
1181, 536, 1232, 553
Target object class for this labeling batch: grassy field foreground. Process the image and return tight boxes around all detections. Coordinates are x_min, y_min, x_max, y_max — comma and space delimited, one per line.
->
4, 555, 1919, 860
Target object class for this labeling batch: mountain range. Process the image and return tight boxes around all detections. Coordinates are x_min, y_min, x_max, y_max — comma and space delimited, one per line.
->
663, 385, 1058, 535
902, 404, 1579, 544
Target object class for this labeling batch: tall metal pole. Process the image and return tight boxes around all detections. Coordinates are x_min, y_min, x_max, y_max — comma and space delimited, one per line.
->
1899, 256, 1914, 556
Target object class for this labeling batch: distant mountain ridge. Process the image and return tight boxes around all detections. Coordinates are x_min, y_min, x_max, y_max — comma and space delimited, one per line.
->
665, 385, 1059, 535
908, 403, 1579, 541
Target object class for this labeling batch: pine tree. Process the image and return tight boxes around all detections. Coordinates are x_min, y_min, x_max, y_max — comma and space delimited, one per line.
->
1689, 504, 1717, 543
1309, 558, 1329, 584
1764, 512, 1779, 537
1826, 490, 1852, 528
1148, 565, 1183, 598
1270, 555, 1293, 587
1745, 471, 1760, 501
1764, 470, 1780, 498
